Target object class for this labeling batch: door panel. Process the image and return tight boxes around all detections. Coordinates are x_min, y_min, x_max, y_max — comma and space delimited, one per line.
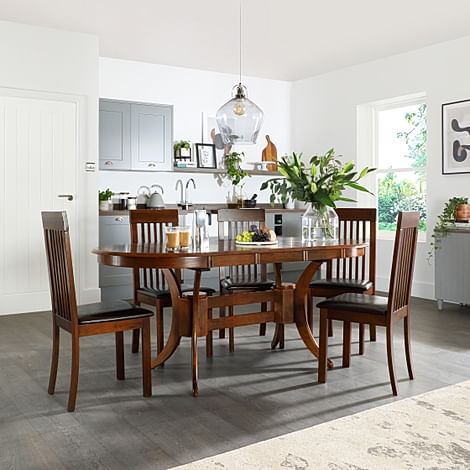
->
131, 103, 172, 171
0, 93, 78, 314
99, 100, 131, 170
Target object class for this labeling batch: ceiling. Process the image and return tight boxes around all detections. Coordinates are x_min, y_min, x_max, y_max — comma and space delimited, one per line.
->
2, 0, 470, 81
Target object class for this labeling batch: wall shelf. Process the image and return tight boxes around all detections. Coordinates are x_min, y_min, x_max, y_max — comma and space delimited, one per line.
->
173, 167, 280, 176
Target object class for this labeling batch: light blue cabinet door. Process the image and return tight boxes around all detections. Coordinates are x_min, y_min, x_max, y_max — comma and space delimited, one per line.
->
131, 103, 172, 171
99, 100, 131, 170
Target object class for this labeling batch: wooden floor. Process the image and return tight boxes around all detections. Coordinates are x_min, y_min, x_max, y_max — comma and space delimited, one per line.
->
1, 297, 470, 469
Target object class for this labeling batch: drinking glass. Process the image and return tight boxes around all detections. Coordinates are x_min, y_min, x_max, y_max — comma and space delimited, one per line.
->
166, 226, 180, 251
179, 226, 191, 250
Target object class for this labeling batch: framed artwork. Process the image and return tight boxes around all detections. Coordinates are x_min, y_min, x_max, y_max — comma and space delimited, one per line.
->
195, 143, 217, 169
442, 99, 470, 174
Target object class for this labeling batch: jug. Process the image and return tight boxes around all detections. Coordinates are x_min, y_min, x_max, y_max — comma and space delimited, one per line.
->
147, 185, 165, 208
194, 209, 211, 248
136, 186, 151, 208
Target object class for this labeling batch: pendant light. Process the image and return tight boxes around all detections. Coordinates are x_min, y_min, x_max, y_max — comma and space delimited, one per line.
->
216, 0, 264, 145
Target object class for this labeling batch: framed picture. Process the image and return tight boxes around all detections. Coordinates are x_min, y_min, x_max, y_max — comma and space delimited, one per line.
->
442, 99, 470, 174
195, 143, 217, 169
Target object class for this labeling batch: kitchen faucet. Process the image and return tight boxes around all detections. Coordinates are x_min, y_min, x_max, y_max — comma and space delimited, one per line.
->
175, 179, 184, 205
185, 178, 196, 205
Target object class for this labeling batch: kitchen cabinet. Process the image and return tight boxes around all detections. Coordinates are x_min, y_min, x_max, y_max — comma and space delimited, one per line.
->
99, 99, 173, 171
99, 215, 133, 301
435, 228, 470, 309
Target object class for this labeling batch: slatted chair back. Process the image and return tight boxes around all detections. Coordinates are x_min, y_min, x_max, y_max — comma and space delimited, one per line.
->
217, 208, 267, 282
42, 211, 78, 325
327, 208, 377, 292
387, 211, 419, 317
129, 209, 179, 294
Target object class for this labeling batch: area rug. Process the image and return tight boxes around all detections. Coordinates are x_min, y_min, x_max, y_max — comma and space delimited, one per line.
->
170, 380, 470, 469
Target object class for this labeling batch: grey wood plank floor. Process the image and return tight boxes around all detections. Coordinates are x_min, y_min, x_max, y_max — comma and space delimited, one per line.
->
1, 297, 470, 470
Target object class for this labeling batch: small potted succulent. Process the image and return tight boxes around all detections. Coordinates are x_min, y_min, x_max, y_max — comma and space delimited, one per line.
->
261, 148, 374, 241
174, 140, 192, 160
98, 188, 113, 211
224, 151, 250, 207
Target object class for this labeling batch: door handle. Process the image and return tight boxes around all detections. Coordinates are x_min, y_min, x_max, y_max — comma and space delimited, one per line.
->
58, 194, 74, 201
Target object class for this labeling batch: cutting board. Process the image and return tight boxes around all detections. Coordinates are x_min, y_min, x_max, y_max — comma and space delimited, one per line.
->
262, 135, 277, 171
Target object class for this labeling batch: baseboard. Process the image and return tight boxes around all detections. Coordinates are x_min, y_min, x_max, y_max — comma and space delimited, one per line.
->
376, 275, 434, 300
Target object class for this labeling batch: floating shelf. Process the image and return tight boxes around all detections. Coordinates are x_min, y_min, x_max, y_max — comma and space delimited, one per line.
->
173, 167, 279, 176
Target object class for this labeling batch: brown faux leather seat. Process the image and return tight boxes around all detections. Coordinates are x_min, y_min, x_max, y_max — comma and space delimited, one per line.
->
220, 278, 274, 293
137, 286, 216, 299
78, 301, 153, 324
317, 293, 388, 315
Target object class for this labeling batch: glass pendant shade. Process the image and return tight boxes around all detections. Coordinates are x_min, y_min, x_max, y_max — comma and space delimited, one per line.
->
216, 83, 264, 145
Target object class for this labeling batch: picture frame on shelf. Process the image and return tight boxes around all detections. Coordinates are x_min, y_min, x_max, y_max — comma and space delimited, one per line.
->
442, 99, 470, 174
195, 143, 217, 169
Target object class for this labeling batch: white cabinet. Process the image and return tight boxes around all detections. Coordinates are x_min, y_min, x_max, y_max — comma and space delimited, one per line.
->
435, 229, 470, 309
99, 99, 173, 171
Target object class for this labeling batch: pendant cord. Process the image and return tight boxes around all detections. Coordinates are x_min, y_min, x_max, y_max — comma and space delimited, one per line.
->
239, 0, 242, 85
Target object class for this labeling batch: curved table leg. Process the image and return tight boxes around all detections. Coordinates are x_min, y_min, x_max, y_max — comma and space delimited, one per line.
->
191, 270, 202, 397
294, 260, 334, 369
152, 269, 183, 369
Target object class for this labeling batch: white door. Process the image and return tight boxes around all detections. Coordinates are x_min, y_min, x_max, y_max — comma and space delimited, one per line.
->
0, 91, 79, 315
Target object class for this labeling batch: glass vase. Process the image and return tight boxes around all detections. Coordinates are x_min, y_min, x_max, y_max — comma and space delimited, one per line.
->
302, 204, 339, 242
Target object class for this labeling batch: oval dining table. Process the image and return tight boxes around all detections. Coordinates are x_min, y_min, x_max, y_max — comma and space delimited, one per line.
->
93, 237, 366, 396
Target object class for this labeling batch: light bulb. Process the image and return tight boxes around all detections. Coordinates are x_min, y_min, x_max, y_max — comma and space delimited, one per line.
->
233, 100, 246, 116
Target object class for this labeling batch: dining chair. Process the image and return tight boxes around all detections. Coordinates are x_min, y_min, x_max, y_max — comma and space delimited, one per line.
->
309, 208, 377, 353
214, 208, 274, 353
42, 211, 153, 412
129, 209, 215, 358
317, 211, 419, 395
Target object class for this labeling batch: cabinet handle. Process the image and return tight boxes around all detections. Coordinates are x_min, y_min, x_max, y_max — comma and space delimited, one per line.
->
115, 217, 124, 222
148, 163, 156, 167
105, 160, 113, 166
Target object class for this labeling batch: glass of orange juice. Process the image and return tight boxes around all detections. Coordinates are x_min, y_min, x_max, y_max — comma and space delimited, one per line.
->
179, 226, 191, 250
166, 226, 180, 251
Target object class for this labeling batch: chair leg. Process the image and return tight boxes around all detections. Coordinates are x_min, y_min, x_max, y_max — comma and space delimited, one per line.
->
307, 297, 314, 330
404, 315, 414, 380
67, 334, 80, 412
342, 321, 352, 368
228, 306, 235, 353
206, 308, 213, 358
48, 323, 60, 395
259, 302, 267, 336
386, 323, 398, 396
219, 307, 226, 339
141, 320, 152, 397
131, 329, 140, 353
115, 331, 125, 380
318, 309, 329, 383
359, 323, 365, 356
156, 301, 164, 356
328, 319, 334, 337
369, 324, 377, 342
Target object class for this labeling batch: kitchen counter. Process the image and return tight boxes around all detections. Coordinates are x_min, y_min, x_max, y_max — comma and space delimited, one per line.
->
99, 204, 305, 216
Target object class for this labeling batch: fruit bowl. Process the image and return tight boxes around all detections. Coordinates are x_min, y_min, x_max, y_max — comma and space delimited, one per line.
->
235, 225, 277, 244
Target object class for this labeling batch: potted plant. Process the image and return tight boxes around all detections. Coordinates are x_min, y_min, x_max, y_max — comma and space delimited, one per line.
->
224, 151, 250, 206
174, 140, 192, 160
261, 148, 374, 241
98, 188, 113, 211
428, 196, 468, 260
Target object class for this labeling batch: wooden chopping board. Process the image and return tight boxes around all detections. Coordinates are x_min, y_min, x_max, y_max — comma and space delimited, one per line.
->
262, 135, 277, 171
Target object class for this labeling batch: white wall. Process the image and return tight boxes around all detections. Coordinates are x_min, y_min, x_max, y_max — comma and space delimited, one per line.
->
0, 21, 100, 308
292, 36, 470, 299
99, 57, 291, 203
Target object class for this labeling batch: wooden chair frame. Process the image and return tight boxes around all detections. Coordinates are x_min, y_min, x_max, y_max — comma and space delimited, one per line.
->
42, 211, 152, 411
318, 211, 419, 395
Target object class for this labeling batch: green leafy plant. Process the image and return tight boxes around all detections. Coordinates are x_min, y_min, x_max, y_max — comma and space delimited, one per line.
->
428, 196, 468, 261
173, 140, 191, 151
260, 148, 374, 207
98, 189, 113, 201
224, 151, 250, 186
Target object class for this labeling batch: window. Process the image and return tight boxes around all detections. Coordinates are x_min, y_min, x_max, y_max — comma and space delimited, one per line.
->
375, 100, 427, 236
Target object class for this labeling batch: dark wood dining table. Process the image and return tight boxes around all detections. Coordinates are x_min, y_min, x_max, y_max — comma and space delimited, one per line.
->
93, 237, 366, 396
